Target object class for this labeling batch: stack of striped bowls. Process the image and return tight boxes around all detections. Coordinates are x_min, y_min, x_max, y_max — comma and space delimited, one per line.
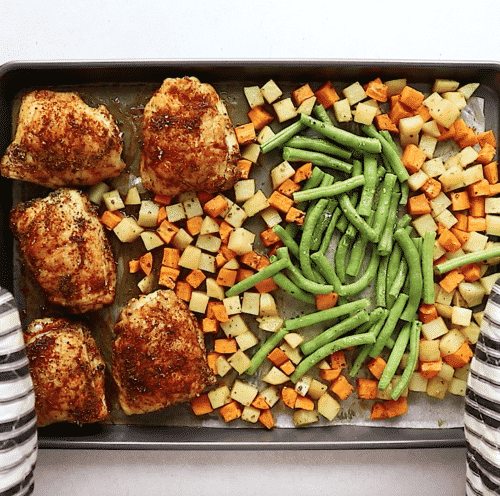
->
0, 288, 37, 496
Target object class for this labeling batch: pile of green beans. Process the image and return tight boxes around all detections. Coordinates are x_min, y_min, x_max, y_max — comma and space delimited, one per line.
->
253, 105, 435, 397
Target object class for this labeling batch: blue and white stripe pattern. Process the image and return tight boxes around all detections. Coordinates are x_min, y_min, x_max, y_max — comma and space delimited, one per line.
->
0, 288, 37, 496
466, 278, 500, 495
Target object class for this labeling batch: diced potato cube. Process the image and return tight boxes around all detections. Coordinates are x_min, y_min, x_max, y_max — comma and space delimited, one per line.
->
486, 215, 500, 236
88, 182, 110, 205
419, 339, 441, 362
189, 291, 209, 314
216, 355, 232, 377
353, 101, 377, 125
432, 79, 460, 93
437, 362, 455, 382
113, 217, 144, 242
206, 277, 225, 300
259, 293, 279, 317
462, 231, 488, 253
480, 272, 500, 295
260, 207, 282, 228
240, 143, 261, 164
440, 329, 466, 356
224, 203, 248, 228
183, 196, 204, 219
230, 379, 259, 406
448, 377, 467, 396
140, 231, 164, 251
461, 322, 480, 345
421, 317, 449, 341
257, 125, 275, 144
434, 209, 457, 229
458, 83, 480, 99
429, 99, 461, 128
423, 92, 443, 109
196, 234, 222, 253
273, 98, 297, 123
179, 244, 202, 270
427, 376, 449, 399
198, 252, 216, 273
333, 98, 352, 122
293, 409, 319, 427
228, 351, 251, 375
257, 316, 284, 333
220, 315, 249, 338
124, 186, 141, 205
228, 228, 255, 255
103, 190, 125, 211
443, 91, 467, 111
241, 405, 261, 423
421, 119, 441, 138
260, 386, 281, 408
200, 215, 219, 236
486, 198, 500, 215
407, 170, 429, 191
384, 78, 407, 97
271, 161, 296, 189
294, 375, 313, 397
317, 393, 341, 421
440, 165, 464, 192
279, 342, 303, 365
241, 292, 260, 315
458, 281, 486, 307
451, 307, 472, 327
412, 213, 438, 237
208, 385, 231, 409
419, 134, 437, 159
430, 192, 452, 216
409, 372, 428, 392
399, 114, 424, 148
234, 179, 255, 204
307, 379, 328, 400
422, 158, 446, 178
284, 333, 304, 349
261, 80, 283, 104
262, 366, 290, 385
165, 203, 186, 223
243, 190, 270, 217
171, 228, 194, 250
138, 200, 160, 228
244, 86, 265, 108
223, 295, 242, 316
342, 81, 367, 106
458, 148, 479, 169
137, 272, 155, 294
235, 330, 259, 351
454, 363, 471, 381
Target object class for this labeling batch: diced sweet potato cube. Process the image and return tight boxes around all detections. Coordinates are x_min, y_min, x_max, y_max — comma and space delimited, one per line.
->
385, 397, 408, 418
402, 144, 427, 174
314, 81, 340, 108
439, 269, 464, 293
329, 375, 354, 400
418, 303, 439, 323
285, 207, 306, 225
370, 402, 389, 420
320, 368, 342, 381
367, 357, 386, 379
407, 193, 431, 215
190, 394, 214, 415
357, 378, 379, 399
186, 269, 206, 288
255, 277, 279, 294
162, 247, 180, 268
438, 229, 462, 253
295, 394, 315, 411
268, 347, 289, 366
365, 78, 388, 103
420, 360, 442, 379
468, 179, 491, 197
260, 228, 281, 247
443, 342, 474, 368
158, 266, 180, 289
399, 85, 425, 110
461, 263, 482, 282
315, 292, 339, 310
247, 105, 274, 130
477, 130, 497, 148
234, 122, 256, 145
128, 259, 141, 273
374, 114, 399, 133
420, 178, 442, 199
175, 280, 193, 302
449, 191, 470, 211
201, 317, 219, 334
292, 83, 315, 106
268, 190, 294, 213
476, 143, 496, 165
279, 360, 295, 375
468, 216, 486, 232
219, 400, 242, 422
216, 268, 238, 287
258, 408, 275, 429
293, 162, 313, 183
214, 338, 238, 354
483, 162, 499, 185
330, 350, 347, 369
252, 394, 270, 410
204, 195, 229, 217
277, 178, 301, 198
186, 216, 203, 236
281, 386, 298, 408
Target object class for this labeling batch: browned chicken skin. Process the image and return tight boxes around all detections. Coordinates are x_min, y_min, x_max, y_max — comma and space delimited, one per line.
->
10, 188, 117, 314
112, 289, 216, 416
24, 318, 108, 427
140, 77, 241, 197
1, 90, 126, 188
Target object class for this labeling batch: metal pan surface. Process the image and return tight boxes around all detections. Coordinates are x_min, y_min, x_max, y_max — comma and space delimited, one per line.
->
2, 59, 498, 449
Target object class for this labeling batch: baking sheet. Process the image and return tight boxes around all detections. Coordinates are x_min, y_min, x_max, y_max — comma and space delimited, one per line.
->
2, 60, 499, 448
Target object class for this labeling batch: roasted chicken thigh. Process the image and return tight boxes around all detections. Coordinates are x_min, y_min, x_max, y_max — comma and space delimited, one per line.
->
24, 318, 108, 427
1, 90, 126, 188
140, 77, 241, 197
112, 289, 216, 416
10, 188, 117, 314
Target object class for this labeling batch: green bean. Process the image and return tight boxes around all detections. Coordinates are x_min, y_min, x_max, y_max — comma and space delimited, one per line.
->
394, 228, 423, 322
378, 322, 411, 391
260, 120, 306, 154
292, 175, 365, 203
313, 103, 334, 126
285, 135, 352, 161
272, 224, 300, 259
284, 298, 370, 332
412, 236, 423, 257
310, 252, 341, 293
290, 333, 376, 383
295, 167, 325, 212
390, 320, 422, 400
422, 231, 437, 304
357, 153, 379, 217
395, 213, 412, 231
377, 190, 401, 256
346, 211, 375, 278
319, 207, 342, 254
361, 124, 409, 182
338, 193, 378, 243
380, 130, 398, 152
349, 309, 389, 376
372, 173, 398, 241
300, 199, 329, 282
369, 293, 409, 358
224, 257, 289, 297
399, 181, 410, 205
271, 270, 316, 305
300, 113, 382, 154
434, 245, 500, 275
335, 214, 348, 233
276, 247, 335, 294
301, 310, 370, 356
311, 199, 338, 251
334, 224, 357, 283
387, 257, 408, 307
338, 248, 380, 297
282, 146, 353, 174
386, 242, 402, 302
375, 255, 390, 308
245, 327, 289, 376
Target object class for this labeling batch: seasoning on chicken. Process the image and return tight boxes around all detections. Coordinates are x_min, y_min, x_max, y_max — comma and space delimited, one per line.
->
112, 289, 217, 415
24, 318, 108, 427
10, 188, 117, 314
1, 89, 126, 188
140, 76, 241, 197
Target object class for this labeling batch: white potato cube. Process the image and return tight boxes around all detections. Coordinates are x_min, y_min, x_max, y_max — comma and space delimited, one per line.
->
407, 170, 429, 191
260, 206, 282, 228
88, 181, 110, 205
440, 165, 465, 192
448, 377, 467, 396
421, 317, 449, 341
293, 409, 319, 427
342, 81, 367, 106
440, 328, 467, 357
206, 277, 225, 300
279, 342, 303, 365
333, 98, 352, 122
208, 385, 231, 409
419, 134, 437, 159
241, 292, 260, 315
240, 143, 261, 163
421, 119, 441, 138
243, 190, 270, 217
429, 99, 461, 128
451, 307, 472, 327
297, 96, 317, 115
260, 386, 281, 408
113, 217, 144, 242
228, 227, 255, 255
259, 293, 279, 317
486, 215, 500, 236
103, 190, 125, 211
241, 405, 261, 424
399, 114, 424, 148
196, 234, 221, 253
462, 164, 484, 187
458, 83, 480, 99
234, 179, 255, 204
171, 228, 194, 250
443, 91, 467, 111
189, 291, 209, 314
437, 362, 455, 383
216, 355, 232, 377
353, 102, 377, 125
430, 192, 452, 216
198, 253, 216, 273
294, 375, 313, 397
178, 244, 202, 270
200, 215, 219, 236
257, 125, 275, 144
138, 200, 160, 228
462, 231, 488, 253
228, 351, 251, 375
427, 376, 449, 399
458, 281, 486, 307
434, 209, 457, 229
307, 379, 328, 400
220, 314, 249, 337
412, 213, 438, 237
419, 339, 441, 362
223, 295, 242, 316
224, 203, 248, 228
423, 92, 443, 109
235, 331, 259, 352
262, 366, 290, 385
273, 98, 297, 123
384, 78, 407, 96
433, 240, 446, 260
124, 186, 141, 205
433, 79, 460, 93
454, 363, 471, 381
183, 196, 204, 219
461, 322, 480, 345
284, 333, 304, 349
459, 147, 479, 168
261, 79, 283, 104
408, 372, 428, 392
480, 273, 500, 295
271, 161, 296, 189
244, 85, 265, 108
230, 379, 259, 406
435, 286, 454, 306
257, 316, 284, 333
317, 393, 341, 421
486, 198, 500, 215
140, 231, 164, 251
137, 272, 155, 294
165, 203, 186, 223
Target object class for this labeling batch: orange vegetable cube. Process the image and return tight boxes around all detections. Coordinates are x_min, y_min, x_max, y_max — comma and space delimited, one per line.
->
320, 368, 343, 381
234, 122, 256, 145
258, 408, 275, 429
237, 159, 252, 180
330, 350, 347, 369
190, 394, 214, 416
370, 402, 389, 420
407, 193, 431, 215
247, 105, 274, 130
436, 121, 457, 142
186, 216, 203, 236
418, 303, 439, 323
268, 190, 294, 213
420, 360, 442, 379
156, 220, 180, 244
477, 130, 497, 148
461, 263, 482, 282
414, 104, 431, 122
239, 251, 262, 269
175, 280, 193, 302
439, 269, 465, 293
438, 228, 462, 253
314, 81, 340, 108
385, 397, 408, 418
185, 269, 206, 288
374, 114, 399, 133
252, 394, 270, 410
315, 292, 339, 310
449, 191, 470, 211
450, 228, 470, 246
204, 195, 229, 218
456, 127, 478, 148
156, 205, 168, 225
452, 118, 471, 144
281, 386, 298, 408
468, 216, 486, 232
468, 179, 491, 197
365, 78, 388, 103
402, 144, 427, 174
389, 98, 413, 125
454, 212, 469, 231
201, 317, 219, 334
293, 162, 313, 183
367, 357, 386, 379
101, 209, 125, 229
158, 266, 180, 289
488, 183, 500, 197
356, 378, 379, 400
267, 347, 289, 367
255, 277, 279, 294
216, 268, 238, 287
295, 394, 315, 411
285, 207, 306, 225
211, 303, 230, 323
277, 178, 301, 198
218, 221, 234, 245
260, 228, 281, 247
420, 178, 442, 200
236, 268, 255, 282
279, 360, 296, 375
206, 352, 220, 375
483, 162, 499, 185
128, 259, 141, 273
476, 143, 496, 165
329, 375, 354, 400
162, 247, 180, 268
292, 83, 315, 106
214, 338, 238, 354
443, 342, 474, 368
399, 85, 425, 110
219, 400, 243, 422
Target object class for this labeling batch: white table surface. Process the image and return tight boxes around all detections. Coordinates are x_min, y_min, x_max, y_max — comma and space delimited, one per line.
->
2, 0, 497, 494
